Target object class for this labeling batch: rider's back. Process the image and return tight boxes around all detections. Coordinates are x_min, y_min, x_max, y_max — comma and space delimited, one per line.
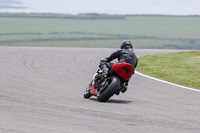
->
118, 49, 138, 69
106, 48, 138, 69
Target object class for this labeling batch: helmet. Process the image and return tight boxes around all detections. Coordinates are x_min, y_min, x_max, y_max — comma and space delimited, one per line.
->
120, 40, 133, 49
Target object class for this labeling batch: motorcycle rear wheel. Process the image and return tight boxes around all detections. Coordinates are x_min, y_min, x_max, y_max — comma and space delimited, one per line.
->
97, 76, 120, 102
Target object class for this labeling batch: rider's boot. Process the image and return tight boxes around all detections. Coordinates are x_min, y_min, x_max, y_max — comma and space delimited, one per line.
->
121, 82, 128, 93
116, 82, 128, 95
116, 89, 120, 95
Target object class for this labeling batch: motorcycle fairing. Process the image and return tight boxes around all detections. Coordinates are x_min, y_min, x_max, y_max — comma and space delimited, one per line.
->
90, 84, 98, 96
109, 63, 133, 81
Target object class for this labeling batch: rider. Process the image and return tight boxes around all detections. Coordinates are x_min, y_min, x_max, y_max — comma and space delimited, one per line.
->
99, 40, 138, 94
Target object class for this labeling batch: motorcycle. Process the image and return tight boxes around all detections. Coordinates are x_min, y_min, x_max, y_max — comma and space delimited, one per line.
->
83, 62, 133, 102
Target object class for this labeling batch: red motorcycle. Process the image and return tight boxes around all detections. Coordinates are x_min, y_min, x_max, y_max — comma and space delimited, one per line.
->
84, 62, 133, 102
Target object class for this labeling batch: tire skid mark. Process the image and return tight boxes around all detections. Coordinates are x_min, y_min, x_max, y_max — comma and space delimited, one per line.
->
0, 51, 32, 83
49, 53, 69, 82
72, 50, 88, 72
23, 54, 37, 74
30, 56, 44, 76
58, 55, 71, 80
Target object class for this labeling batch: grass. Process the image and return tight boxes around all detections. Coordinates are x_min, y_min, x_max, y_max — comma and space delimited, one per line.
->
137, 51, 200, 89
0, 13, 200, 49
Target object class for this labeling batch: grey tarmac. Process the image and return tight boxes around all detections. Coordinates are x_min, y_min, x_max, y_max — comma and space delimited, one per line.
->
0, 47, 200, 133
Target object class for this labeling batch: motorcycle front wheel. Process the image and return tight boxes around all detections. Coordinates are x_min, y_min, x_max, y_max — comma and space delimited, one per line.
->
83, 84, 92, 99
97, 76, 120, 102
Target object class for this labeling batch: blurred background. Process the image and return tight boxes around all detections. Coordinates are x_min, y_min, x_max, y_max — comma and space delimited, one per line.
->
0, 0, 200, 49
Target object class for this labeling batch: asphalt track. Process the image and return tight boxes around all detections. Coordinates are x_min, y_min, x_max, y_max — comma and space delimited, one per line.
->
0, 47, 200, 133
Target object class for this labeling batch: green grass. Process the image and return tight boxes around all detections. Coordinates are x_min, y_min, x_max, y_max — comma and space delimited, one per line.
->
137, 51, 200, 89
0, 13, 200, 49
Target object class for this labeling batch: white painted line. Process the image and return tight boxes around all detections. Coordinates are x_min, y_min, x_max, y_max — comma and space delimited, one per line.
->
135, 71, 200, 92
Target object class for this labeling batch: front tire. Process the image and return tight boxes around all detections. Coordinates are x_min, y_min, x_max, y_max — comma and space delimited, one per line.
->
97, 76, 120, 102
83, 85, 92, 99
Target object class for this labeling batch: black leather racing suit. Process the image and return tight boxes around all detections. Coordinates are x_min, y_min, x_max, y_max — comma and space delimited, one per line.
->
99, 48, 138, 76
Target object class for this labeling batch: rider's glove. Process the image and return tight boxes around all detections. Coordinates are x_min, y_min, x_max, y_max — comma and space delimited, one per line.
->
100, 58, 108, 62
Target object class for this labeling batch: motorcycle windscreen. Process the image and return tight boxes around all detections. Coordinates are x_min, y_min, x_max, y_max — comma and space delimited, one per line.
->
109, 63, 133, 81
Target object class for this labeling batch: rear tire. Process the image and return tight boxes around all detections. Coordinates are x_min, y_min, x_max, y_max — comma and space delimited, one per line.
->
97, 76, 120, 102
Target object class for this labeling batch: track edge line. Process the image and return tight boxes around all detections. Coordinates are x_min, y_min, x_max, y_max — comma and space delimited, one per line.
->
135, 71, 200, 92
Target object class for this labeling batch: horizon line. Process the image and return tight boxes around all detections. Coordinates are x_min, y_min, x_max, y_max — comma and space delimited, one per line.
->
0, 12, 200, 17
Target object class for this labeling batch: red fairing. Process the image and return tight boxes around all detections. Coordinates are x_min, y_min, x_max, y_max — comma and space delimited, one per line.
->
109, 63, 133, 81
90, 84, 98, 96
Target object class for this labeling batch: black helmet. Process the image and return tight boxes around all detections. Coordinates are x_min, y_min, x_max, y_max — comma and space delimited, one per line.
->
120, 40, 133, 49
